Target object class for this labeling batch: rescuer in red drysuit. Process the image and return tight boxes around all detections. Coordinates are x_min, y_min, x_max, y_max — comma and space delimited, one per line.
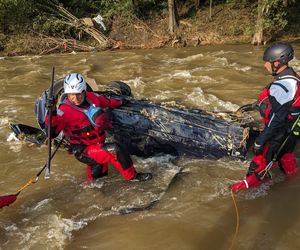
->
232, 42, 300, 191
46, 73, 152, 183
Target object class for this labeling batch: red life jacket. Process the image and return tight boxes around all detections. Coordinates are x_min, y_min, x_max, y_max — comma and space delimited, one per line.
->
258, 86, 271, 125
289, 76, 300, 120
59, 92, 112, 146
258, 75, 300, 125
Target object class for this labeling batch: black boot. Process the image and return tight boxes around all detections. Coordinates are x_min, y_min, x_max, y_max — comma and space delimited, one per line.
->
133, 172, 153, 182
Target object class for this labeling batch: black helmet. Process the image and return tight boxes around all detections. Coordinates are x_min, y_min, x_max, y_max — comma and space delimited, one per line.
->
263, 42, 294, 64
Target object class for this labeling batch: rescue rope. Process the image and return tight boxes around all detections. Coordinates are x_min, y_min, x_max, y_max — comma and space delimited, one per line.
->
17, 177, 37, 193
0, 137, 65, 208
240, 128, 249, 148
228, 190, 240, 250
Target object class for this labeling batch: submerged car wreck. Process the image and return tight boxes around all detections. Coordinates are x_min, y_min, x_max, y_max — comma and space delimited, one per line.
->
10, 80, 259, 160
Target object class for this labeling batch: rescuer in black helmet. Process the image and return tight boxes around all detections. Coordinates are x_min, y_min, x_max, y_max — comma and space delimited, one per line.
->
263, 42, 294, 75
232, 42, 300, 191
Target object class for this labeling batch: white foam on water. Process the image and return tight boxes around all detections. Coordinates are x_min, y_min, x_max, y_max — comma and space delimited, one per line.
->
220, 158, 249, 171
124, 77, 145, 97
214, 57, 229, 66
165, 53, 204, 64
222, 160, 289, 200
237, 183, 272, 200
210, 52, 252, 72
6, 132, 20, 142
186, 86, 239, 111
196, 75, 218, 83
0, 117, 9, 127
1, 222, 18, 233
28, 198, 53, 212
7, 94, 32, 99
202, 180, 233, 202
81, 180, 105, 189
53, 216, 87, 239
152, 89, 178, 100
7, 138, 25, 153
173, 158, 266, 203
211, 50, 235, 56
61, 173, 77, 183
134, 154, 177, 166
192, 66, 215, 72
11, 214, 88, 250
8, 70, 41, 83
229, 62, 252, 72
172, 70, 192, 79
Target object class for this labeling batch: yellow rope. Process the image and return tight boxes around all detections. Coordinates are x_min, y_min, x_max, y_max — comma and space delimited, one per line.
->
239, 127, 249, 148
17, 177, 37, 193
228, 190, 240, 250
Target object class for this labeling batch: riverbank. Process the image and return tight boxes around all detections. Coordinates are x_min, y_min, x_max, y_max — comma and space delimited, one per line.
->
1, 3, 300, 57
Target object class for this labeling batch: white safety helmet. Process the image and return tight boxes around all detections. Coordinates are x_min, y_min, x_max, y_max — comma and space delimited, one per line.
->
64, 73, 87, 94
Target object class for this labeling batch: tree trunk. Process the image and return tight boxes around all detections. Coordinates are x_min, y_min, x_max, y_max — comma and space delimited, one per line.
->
209, 0, 213, 20
195, 0, 200, 10
168, 0, 177, 34
251, 0, 265, 45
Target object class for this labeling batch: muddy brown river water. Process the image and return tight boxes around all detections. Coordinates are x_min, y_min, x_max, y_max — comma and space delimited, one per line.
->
0, 44, 300, 250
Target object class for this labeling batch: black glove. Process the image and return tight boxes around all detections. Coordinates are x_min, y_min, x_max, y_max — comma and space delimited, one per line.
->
253, 142, 263, 155
120, 96, 130, 105
236, 101, 258, 113
46, 97, 56, 114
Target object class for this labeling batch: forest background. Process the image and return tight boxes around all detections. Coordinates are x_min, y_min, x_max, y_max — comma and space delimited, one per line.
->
0, 0, 299, 56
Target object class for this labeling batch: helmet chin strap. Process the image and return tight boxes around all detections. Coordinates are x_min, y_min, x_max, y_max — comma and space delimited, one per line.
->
271, 61, 285, 76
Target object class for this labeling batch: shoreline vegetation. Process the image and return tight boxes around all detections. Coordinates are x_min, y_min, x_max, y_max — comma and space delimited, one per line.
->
0, 0, 299, 57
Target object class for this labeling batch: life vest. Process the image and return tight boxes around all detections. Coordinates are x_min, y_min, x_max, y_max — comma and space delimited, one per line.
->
258, 75, 300, 125
258, 84, 272, 125
287, 75, 300, 120
63, 100, 111, 129
59, 92, 112, 146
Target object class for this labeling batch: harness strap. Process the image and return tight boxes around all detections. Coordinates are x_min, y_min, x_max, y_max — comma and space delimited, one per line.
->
272, 82, 289, 92
278, 75, 300, 82
68, 131, 105, 141
72, 124, 94, 135
62, 97, 105, 127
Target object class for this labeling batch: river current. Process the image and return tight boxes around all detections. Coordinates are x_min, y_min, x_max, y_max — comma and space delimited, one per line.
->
0, 44, 300, 250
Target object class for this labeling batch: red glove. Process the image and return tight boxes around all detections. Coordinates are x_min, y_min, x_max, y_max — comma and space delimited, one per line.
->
231, 180, 247, 191
110, 98, 122, 108
231, 173, 270, 191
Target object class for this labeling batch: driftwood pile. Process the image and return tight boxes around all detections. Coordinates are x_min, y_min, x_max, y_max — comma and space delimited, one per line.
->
33, 2, 110, 55
38, 34, 96, 55
55, 4, 109, 47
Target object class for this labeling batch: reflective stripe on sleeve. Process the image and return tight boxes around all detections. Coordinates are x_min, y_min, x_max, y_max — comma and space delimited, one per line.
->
243, 179, 249, 189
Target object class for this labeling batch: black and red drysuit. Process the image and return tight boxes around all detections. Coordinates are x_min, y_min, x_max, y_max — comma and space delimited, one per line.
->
232, 67, 300, 191
46, 91, 137, 182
